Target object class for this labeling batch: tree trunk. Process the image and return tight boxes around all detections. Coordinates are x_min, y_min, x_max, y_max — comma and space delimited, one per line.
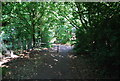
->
20, 38, 23, 54
31, 21, 36, 49
32, 32, 35, 48
26, 39, 28, 50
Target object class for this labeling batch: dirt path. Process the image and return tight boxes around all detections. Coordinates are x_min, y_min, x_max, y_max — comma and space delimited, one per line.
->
2, 44, 96, 79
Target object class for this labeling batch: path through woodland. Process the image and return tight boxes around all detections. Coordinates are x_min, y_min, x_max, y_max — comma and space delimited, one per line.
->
2, 44, 97, 79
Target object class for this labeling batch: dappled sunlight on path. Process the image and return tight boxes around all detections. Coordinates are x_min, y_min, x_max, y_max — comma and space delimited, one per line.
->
2, 44, 96, 79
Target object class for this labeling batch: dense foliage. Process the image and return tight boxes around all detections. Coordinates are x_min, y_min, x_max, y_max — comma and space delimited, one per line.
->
1, 2, 74, 50
1, 2, 120, 78
73, 2, 120, 77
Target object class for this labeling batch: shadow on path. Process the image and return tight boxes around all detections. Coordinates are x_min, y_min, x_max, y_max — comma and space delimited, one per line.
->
2, 44, 96, 79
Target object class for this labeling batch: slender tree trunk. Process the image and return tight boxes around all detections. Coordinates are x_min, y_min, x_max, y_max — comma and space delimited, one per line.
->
26, 39, 28, 50
20, 38, 23, 54
32, 25, 35, 49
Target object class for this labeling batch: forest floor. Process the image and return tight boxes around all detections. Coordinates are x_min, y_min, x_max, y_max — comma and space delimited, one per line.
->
2, 44, 99, 79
